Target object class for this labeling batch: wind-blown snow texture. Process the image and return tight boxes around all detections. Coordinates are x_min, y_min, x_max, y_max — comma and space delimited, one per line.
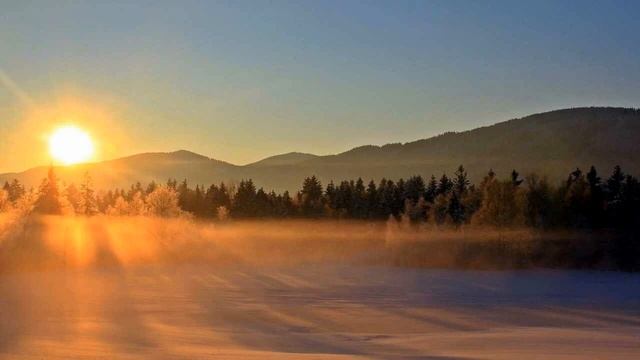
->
1, 264, 638, 359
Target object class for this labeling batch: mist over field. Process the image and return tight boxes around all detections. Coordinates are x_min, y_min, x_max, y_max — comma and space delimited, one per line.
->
1, 214, 640, 359
0, 215, 633, 273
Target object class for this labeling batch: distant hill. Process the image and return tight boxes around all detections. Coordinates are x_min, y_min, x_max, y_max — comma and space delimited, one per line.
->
247, 152, 319, 167
2, 107, 639, 192
0, 150, 239, 191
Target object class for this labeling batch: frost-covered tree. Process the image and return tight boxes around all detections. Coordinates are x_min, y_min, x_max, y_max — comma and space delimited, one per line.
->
472, 179, 521, 227
128, 191, 146, 215
64, 183, 81, 214
216, 205, 229, 221
78, 172, 98, 215
107, 196, 130, 216
3, 179, 25, 204
0, 189, 11, 212
145, 185, 181, 217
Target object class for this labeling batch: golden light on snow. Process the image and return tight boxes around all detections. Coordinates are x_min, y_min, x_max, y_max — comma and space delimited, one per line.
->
48, 125, 95, 165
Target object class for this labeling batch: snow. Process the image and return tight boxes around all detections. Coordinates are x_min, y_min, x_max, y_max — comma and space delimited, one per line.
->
0, 264, 638, 359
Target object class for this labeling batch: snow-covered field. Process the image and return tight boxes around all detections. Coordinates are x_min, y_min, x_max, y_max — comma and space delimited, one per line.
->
1, 264, 638, 359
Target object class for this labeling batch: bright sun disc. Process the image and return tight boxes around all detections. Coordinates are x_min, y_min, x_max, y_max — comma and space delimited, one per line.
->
49, 126, 94, 165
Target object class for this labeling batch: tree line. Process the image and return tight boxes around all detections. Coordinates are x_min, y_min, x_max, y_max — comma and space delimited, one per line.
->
1, 164, 638, 230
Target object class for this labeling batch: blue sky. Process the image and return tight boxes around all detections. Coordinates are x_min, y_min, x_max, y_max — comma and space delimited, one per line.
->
0, 0, 639, 171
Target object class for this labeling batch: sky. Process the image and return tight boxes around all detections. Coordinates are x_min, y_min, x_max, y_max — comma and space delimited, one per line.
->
1, 0, 639, 172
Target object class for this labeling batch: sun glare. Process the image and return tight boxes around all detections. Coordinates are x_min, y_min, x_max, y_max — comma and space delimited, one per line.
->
49, 125, 94, 165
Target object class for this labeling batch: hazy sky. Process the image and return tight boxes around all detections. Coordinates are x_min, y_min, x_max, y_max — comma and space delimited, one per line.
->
1, 0, 639, 172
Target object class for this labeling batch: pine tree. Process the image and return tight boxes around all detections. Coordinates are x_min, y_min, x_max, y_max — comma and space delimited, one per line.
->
586, 166, 605, 227
0, 189, 10, 212
619, 174, 640, 227
404, 176, 425, 203
430, 194, 449, 225
280, 191, 295, 217
166, 179, 178, 190
563, 168, 589, 227
605, 166, 626, 225
231, 179, 257, 218
193, 185, 206, 217
97, 189, 115, 213
78, 172, 98, 215
425, 175, 438, 203
586, 166, 601, 189
255, 188, 271, 217
606, 165, 625, 202
461, 184, 482, 221
325, 181, 337, 211
300, 176, 324, 217
378, 179, 395, 219
393, 178, 406, 216
437, 174, 453, 195
352, 178, 367, 218
64, 183, 81, 213
523, 174, 552, 228
127, 182, 144, 201
334, 180, 353, 217
453, 165, 470, 195
207, 182, 231, 215
447, 191, 464, 226
365, 180, 379, 218
146, 181, 158, 195
34, 166, 62, 214
177, 179, 192, 211
3, 179, 25, 203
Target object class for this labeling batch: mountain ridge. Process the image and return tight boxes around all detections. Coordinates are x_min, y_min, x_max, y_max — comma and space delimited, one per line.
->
2, 107, 639, 192
247, 152, 319, 167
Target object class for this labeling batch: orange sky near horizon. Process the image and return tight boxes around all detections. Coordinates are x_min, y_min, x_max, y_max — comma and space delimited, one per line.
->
4, 94, 129, 171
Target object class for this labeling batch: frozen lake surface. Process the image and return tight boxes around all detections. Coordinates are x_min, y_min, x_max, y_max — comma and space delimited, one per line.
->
1, 264, 639, 359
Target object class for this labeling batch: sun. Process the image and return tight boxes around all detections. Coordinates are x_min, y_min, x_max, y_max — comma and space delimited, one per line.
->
49, 125, 95, 165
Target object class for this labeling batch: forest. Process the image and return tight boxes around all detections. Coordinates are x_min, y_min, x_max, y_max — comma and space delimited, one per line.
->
2, 164, 639, 271
2, 164, 637, 228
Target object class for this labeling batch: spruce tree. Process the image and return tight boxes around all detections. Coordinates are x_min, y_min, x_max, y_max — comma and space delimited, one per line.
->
425, 175, 438, 203
606, 165, 625, 202
453, 165, 470, 195
300, 176, 324, 217
325, 181, 337, 210
378, 179, 395, 218
404, 176, 425, 203
79, 172, 98, 215
365, 180, 379, 218
34, 167, 63, 214
437, 174, 453, 195
231, 179, 258, 218
447, 191, 464, 226
353, 178, 366, 218
3, 179, 25, 203
586, 166, 605, 227
523, 174, 552, 228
